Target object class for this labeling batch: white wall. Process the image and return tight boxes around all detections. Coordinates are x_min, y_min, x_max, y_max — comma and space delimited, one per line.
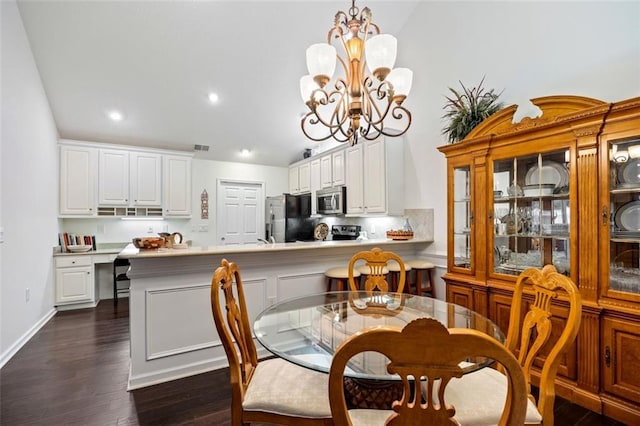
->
399, 1, 640, 257
1, 0, 60, 366
191, 158, 289, 246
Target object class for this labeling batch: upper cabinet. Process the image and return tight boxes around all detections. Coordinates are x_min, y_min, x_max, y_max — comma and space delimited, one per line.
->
289, 160, 311, 194
310, 158, 321, 214
98, 149, 130, 205
320, 150, 345, 188
163, 155, 192, 217
98, 149, 162, 207
346, 137, 404, 216
59, 140, 192, 218
59, 145, 97, 215
439, 95, 640, 425
130, 152, 162, 206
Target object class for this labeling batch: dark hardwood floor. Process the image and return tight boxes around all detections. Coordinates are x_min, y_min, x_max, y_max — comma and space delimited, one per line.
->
0, 301, 627, 425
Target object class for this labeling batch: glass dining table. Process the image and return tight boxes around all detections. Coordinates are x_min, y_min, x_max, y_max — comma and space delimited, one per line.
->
253, 291, 504, 382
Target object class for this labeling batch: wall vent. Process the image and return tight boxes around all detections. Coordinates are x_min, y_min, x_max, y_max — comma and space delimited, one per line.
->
194, 144, 210, 152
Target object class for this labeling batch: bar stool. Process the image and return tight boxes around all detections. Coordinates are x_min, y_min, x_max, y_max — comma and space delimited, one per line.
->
325, 267, 360, 292
387, 261, 412, 293
407, 259, 435, 297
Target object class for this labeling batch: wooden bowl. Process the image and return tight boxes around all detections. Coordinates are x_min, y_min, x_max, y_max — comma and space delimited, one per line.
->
132, 237, 165, 250
386, 230, 414, 241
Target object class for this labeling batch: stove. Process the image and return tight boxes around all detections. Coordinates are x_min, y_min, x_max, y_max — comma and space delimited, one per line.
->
331, 225, 361, 240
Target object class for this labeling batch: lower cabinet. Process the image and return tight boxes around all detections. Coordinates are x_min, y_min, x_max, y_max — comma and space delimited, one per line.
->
55, 256, 94, 305
601, 315, 640, 424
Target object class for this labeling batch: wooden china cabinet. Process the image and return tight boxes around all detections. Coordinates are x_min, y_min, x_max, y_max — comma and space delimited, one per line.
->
438, 95, 640, 424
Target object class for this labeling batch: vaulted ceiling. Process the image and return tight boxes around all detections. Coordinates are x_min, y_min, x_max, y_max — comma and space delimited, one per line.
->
17, 1, 420, 166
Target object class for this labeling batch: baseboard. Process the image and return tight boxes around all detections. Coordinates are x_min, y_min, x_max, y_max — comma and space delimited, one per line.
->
127, 355, 229, 390
0, 308, 57, 369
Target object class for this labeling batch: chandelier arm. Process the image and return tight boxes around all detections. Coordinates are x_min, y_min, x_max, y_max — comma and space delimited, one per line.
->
301, 111, 351, 143
361, 80, 389, 128
364, 106, 412, 141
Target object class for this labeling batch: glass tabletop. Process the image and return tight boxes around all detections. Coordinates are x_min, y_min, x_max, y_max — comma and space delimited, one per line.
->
253, 291, 505, 380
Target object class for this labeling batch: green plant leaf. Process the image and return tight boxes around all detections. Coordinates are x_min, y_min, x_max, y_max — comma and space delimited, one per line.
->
442, 76, 504, 143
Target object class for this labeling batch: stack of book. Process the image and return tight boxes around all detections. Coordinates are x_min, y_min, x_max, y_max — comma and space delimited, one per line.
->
59, 233, 96, 252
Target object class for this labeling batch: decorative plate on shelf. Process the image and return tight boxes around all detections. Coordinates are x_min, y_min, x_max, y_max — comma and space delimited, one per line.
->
525, 160, 568, 189
619, 158, 640, 186
314, 223, 329, 241
614, 200, 640, 232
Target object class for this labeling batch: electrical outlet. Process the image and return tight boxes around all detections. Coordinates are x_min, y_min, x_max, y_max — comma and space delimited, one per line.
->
97, 224, 106, 234
199, 225, 208, 232
369, 225, 376, 234
25, 288, 30, 302
147, 226, 154, 234
0, 226, 5, 243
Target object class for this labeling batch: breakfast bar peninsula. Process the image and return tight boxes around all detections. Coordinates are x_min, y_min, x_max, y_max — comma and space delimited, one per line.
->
118, 238, 432, 389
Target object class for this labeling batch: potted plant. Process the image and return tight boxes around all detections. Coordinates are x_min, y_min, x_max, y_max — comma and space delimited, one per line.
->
442, 77, 504, 144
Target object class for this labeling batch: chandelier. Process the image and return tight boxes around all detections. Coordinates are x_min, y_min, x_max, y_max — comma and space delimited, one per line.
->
299, 1, 413, 145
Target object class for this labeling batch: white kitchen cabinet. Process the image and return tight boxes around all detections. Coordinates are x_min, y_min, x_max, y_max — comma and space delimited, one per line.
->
346, 145, 364, 214
298, 162, 311, 193
98, 149, 130, 205
163, 155, 192, 216
320, 150, 345, 188
55, 256, 94, 306
332, 149, 346, 186
130, 152, 162, 206
289, 160, 311, 194
100, 149, 162, 207
345, 137, 404, 216
289, 166, 300, 194
59, 144, 97, 216
320, 154, 332, 188
310, 158, 321, 214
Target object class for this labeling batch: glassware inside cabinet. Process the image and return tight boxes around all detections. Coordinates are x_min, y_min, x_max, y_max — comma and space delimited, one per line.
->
453, 166, 471, 268
492, 151, 571, 276
608, 137, 640, 295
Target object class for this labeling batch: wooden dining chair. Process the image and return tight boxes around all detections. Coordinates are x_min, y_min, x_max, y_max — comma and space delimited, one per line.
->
210, 258, 333, 426
445, 264, 582, 426
329, 317, 529, 425
348, 247, 406, 293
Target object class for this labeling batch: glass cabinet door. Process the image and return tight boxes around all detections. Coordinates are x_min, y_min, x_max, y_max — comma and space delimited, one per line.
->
452, 165, 472, 270
491, 151, 571, 277
608, 137, 640, 296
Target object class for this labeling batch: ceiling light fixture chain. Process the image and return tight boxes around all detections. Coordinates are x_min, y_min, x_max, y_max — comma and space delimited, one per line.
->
300, 0, 412, 145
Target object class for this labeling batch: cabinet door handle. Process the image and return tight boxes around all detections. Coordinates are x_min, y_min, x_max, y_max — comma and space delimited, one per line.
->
87, 272, 90, 275
602, 206, 608, 225
605, 346, 611, 367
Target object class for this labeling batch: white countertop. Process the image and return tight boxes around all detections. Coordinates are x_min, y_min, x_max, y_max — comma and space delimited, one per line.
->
117, 238, 431, 259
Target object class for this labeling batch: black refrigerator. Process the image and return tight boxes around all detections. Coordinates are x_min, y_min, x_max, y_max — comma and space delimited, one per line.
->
265, 193, 313, 242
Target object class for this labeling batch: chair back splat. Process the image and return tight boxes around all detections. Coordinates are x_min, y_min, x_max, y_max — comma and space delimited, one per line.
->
329, 318, 528, 426
348, 247, 406, 293
507, 265, 582, 425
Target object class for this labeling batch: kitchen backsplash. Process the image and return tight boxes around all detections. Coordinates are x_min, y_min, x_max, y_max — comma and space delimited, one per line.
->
61, 208, 434, 246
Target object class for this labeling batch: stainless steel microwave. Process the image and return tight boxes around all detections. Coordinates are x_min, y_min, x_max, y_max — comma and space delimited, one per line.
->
317, 186, 346, 215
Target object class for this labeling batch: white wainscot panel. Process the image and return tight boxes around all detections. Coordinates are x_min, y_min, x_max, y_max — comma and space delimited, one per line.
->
145, 278, 266, 360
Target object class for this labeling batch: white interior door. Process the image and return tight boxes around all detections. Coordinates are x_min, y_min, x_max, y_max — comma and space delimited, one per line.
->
217, 180, 264, 245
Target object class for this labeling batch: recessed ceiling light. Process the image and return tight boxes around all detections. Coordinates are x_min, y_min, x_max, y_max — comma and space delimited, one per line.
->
108, 110, 124, 122
240, 149, 251, 157
208, 92, 219, 104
